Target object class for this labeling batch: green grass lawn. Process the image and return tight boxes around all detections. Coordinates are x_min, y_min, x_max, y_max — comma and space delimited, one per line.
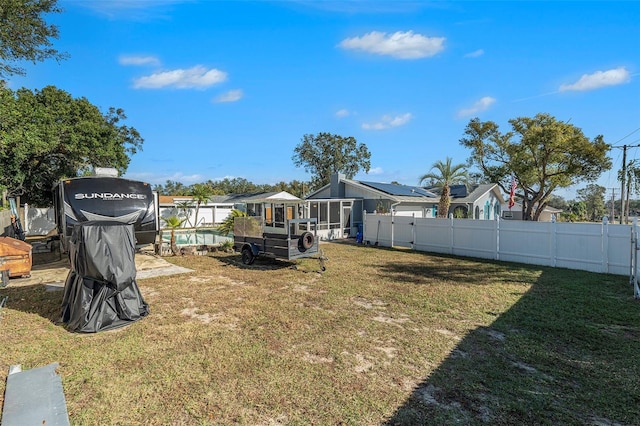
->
1, 241, 638, 425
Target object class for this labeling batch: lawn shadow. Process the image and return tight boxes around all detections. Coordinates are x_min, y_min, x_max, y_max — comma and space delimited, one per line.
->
214, 253, 297, 270
0, 282, 64, 325
383, 262, 638, 425
374, 250, 531, 286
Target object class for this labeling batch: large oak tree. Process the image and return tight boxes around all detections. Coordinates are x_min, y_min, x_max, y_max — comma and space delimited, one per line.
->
0, 84, 143, 205
460, 113, 611, 221
292, 132, 371, 190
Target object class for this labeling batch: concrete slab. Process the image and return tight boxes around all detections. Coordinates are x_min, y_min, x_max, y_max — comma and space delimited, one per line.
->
6, 253, 192, 288
2, 363, 70, 426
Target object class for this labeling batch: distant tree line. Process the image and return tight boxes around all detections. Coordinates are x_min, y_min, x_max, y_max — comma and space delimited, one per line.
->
153, 178, 310, 199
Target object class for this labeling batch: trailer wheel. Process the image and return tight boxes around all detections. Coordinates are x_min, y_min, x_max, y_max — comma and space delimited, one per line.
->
299, 232, 315, 251
241, 247, 255, 265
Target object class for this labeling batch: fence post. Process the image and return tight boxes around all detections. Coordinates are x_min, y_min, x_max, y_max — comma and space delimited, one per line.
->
391, 209, 395, 248
550, 218, 557, 267
23, 203, 29, 234
495, 215, 500, 261
411, 213, 415, 250
363, 211, 367, 244
449, 213, 454, 255
602, 217, 609, 274
633, 217, 640, 299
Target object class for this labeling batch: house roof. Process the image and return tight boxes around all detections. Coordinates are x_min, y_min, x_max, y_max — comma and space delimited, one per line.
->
359, 181, 437, 198
223, 191, 301, 203
158, 195, 193, 205
159, 191, 301, 206
306, 177, 439, 202
159, 195, 234, 206
425, 183, 505, 204
453, 184, 504, 204
449, 184, 469, 198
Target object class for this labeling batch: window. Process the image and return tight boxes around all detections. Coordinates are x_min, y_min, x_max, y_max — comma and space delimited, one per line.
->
265, 205, 273, 225
274, 203, 285, 228
329, 202, 340, 229
309, 202, 327, 229
246, 203, 262, 217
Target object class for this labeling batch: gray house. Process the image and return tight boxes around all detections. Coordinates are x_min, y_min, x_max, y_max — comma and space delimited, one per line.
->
306, 174, 506, 240
425, 184, 506, 220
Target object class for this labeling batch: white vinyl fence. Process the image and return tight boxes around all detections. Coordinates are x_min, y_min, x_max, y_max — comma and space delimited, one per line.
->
363, 212, 636, 277
0, 209, 13, 235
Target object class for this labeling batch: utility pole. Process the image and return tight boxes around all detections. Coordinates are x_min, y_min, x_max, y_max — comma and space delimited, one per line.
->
610, 188, 616, 220
621, 145, 627, 224
614, 143, 640, 224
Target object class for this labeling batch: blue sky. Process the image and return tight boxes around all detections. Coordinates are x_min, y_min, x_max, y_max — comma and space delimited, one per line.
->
7, 0, 640, 199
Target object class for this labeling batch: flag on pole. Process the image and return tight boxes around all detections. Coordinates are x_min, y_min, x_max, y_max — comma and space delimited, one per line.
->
508, 175, 517, 209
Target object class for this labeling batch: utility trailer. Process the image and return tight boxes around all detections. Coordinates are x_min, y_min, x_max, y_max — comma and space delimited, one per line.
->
53, 172, 159, 253
232, 196, 325, 269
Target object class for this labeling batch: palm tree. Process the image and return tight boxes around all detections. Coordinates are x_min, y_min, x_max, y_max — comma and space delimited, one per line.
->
175, 200, 194, 227
419, 157, 468, 218
190, 183, 214, 228
217, 209, 248, 236
162, 215, 187, 256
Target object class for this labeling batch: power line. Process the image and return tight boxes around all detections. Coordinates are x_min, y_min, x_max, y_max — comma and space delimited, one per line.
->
612, 128, 640, 146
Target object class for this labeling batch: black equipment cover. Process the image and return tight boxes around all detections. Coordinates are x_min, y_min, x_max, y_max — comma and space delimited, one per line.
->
61, 221, 149, 332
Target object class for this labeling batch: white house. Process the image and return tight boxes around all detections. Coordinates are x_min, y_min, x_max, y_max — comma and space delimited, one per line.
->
158, 195, 234, 228
158, 191, 303, 228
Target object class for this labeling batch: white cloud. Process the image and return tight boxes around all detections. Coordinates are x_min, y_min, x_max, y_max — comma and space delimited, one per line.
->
119, 55, 160, 66
214, 89, 243, 103
559, 67, 631, 92
162, 173, 204, 184
336, 109, 350, 118
133, 65, 227, 89
457, 96, 496, 117
368, 167, 384, 175
464, 49, 484, 58
339, 31, 445, 59
362, 113, 413, 130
